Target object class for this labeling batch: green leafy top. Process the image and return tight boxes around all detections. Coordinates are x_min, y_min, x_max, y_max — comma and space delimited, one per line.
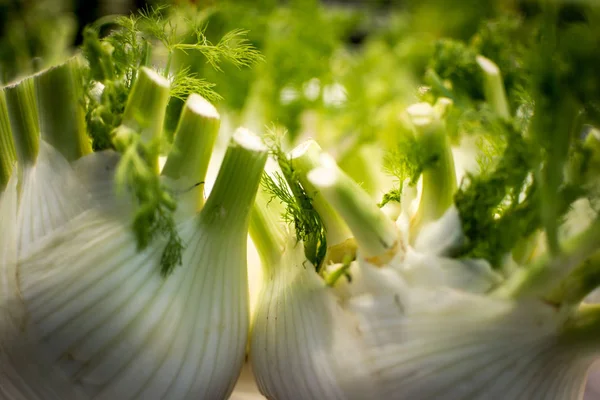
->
80, 5, 262, 276
82, 5, 262, 149
447, 2, 600, 269
419, 13, 531, 144
261, 128, 327, 271
112, 125, 183, 277
470, 15, 528, 111
176, 0, 361, 137
378, 102, 451, 209
379, 123, 433, 208
453, 124, 538, 267
427, 39, 483, 105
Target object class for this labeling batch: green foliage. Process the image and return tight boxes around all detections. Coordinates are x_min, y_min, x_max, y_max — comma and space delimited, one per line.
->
252, 1, 360, 138
427, 39, 483, 103
378, 189, 402, 208
112, 127, 183, 277
470, 15, 528, 111
82, 6, 262, 149
80, 5, 262, 276
170, 67, 221, 103
385, 131, 429, 187
379, 109, 450, 210
261, 128, 327, 271
523, 1, 600, 253
173, 0, 362, 138
454, 125, 537, 266
441, 2, 600, 269
406, 0, 499, 40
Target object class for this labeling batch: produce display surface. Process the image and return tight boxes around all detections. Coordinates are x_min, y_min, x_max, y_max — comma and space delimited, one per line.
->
1, 0, 600, 399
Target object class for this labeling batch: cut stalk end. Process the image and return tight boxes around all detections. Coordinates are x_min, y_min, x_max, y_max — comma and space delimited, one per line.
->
162, 94, 221, 208
34, 57, 92, 162
308, 154, 400, 264
406, 102, 457, 240
121, 67, 170, 144
476, 55, 511, 120
4, 77, 39, 166
289, 139, 353, 247
201, 128, 268, 229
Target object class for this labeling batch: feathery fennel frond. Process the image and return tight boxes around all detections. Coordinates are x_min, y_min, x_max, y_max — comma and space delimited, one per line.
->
83, 5, 263, 150
379, 122, 437, 208
112, 126, 184, 277
261, 128, 327, 271
79, 5, 263, 277
137, 4, 176, 50
174, 27, 264, 72
109, 66, 177, 276
170, 67, 222, 103
428, 39, 483, 103
453, 126, 535, 267
136, 5, 263, 72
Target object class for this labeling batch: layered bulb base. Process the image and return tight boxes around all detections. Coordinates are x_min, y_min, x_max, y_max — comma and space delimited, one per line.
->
250, 230, 596, 400
1, 123, 267, 399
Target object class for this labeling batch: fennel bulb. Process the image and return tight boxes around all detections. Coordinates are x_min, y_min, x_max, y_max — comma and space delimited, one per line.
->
0, 61, 99, 399
1, 63, 268, 398
2, 59, 93, 258
5, 127, 267, 400
249, 142, 600, 400
251, 235, 594, 400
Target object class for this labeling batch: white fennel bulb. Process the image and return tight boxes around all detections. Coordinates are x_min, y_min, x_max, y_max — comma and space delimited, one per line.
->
396, 206, 502, 294
2, 60, 94, 257
252, 238, 594, 399
6, 126, 267, 399
249, 147, 600, 400
0, 71, 92, 399
585, 361, 600, 400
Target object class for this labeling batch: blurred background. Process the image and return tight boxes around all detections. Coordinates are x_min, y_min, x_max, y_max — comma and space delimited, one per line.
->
0, 0, 547, 175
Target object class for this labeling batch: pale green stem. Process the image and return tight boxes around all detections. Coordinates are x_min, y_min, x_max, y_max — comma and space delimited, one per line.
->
117, 67, 170, 172
200, 128, 268, 230
538, 95, 581, 255
567, 128, 600, 186
164, 51, 173, 79
308, 154, 400, 264
34, 57, 92, 162
407, 103, 457, 240
0, 91, 16, 189
4, 77, 39, 167
560, 304, 600, 355
493, 217, 600, 300
433, 97, 453, 118
289, 140, 353, 246
476, 55, 511, 119
161, 94, 220, 208
337, 144, 381, 198
512, 231, 542, 265
540, 129, 600, 304
545, 251, 600, 307
324, 260, 352, 287
249, 187, 287, 270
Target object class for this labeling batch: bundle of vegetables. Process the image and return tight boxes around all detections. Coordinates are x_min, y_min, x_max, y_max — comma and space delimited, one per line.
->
1, 1, 600, 400
248, 102, 600, 400
246, 2, 600, 399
